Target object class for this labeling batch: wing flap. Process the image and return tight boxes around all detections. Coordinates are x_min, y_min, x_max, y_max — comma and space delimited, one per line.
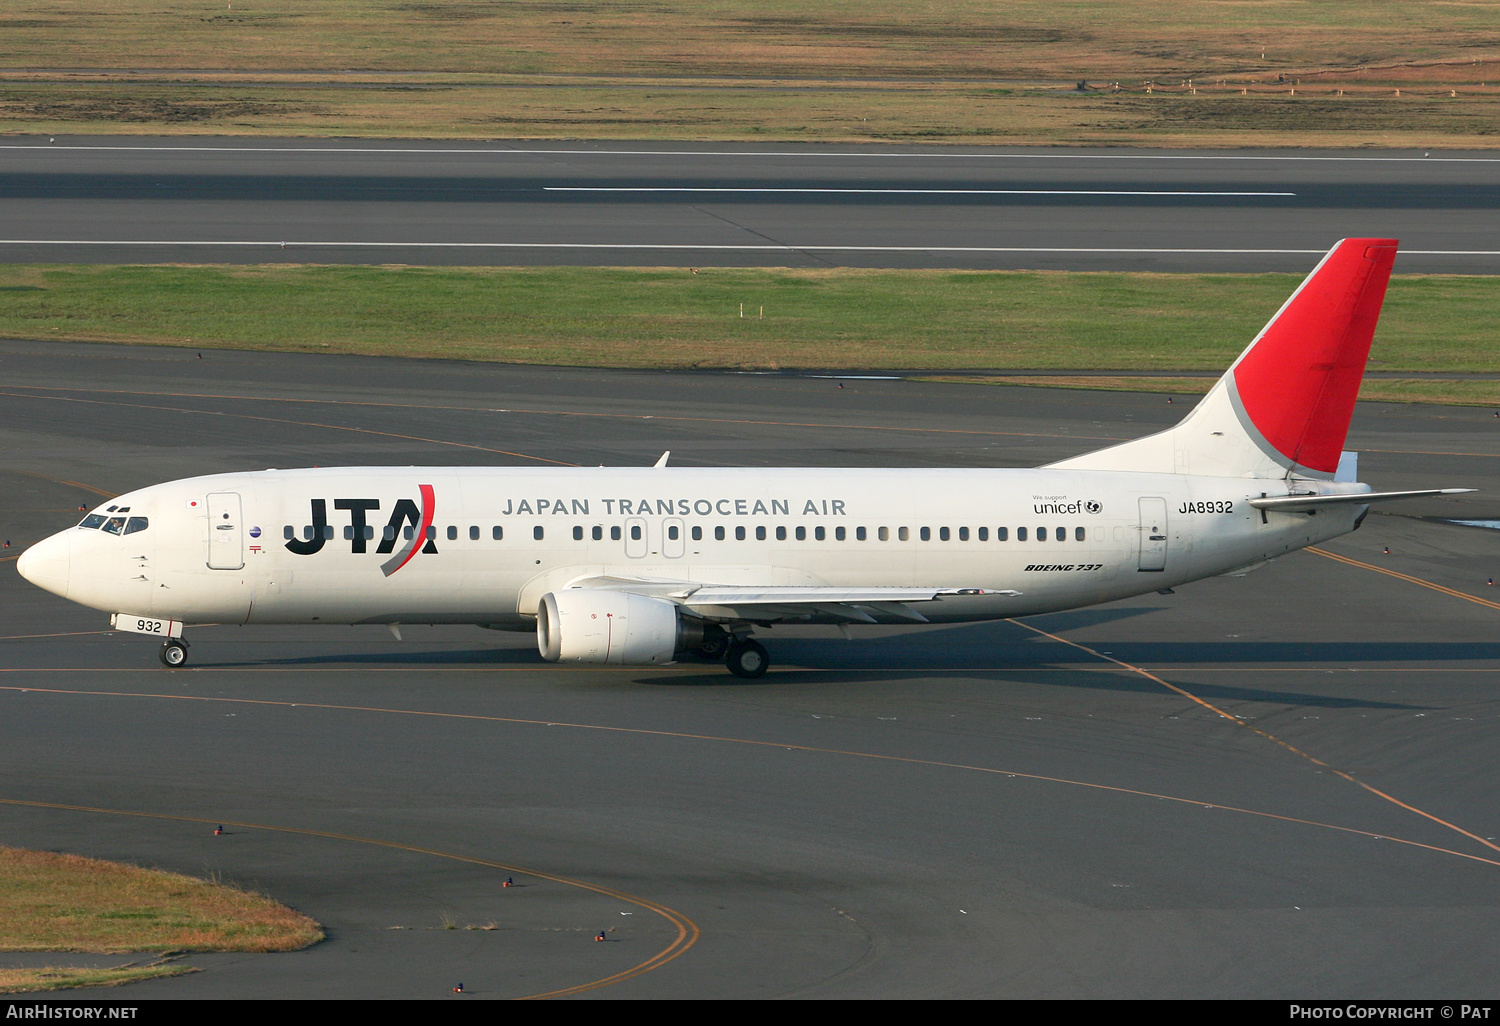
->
562, 577, 1019, 625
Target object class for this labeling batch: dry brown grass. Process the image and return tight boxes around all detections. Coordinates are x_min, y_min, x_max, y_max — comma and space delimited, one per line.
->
2, 1, 1499, 82
0, 846, 323, 954
2, 2, 1500, 144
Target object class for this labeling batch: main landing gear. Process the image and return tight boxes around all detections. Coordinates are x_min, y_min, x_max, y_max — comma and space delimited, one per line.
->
158, 638, 189, 668
691, 624, 770, 678
725, 638, 769, 679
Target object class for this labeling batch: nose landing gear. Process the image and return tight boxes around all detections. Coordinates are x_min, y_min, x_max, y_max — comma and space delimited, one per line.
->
159, 638, 189, 668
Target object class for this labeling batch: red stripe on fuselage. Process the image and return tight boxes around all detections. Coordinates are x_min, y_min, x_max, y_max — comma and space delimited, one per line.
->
387, 483, 436, 577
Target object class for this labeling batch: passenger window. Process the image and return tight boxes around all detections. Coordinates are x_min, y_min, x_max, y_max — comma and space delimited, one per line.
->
1076, 526, 1086, 541
1017, 527, 1027, 541
631, 525, 642, 541
669, 525, 680, 540
796, 526, 806, 541
815, 526, 826, 541
714, 526, 725, 541
692, 526, 703, 541
776, 526, 786, 541
447, 525, 458, 541
573, 526, 584, 541
997, 527, 1008, 541
470, 526, 480, 541
835, 526, 845, 541
79, 514, 107, 530
920, 527, 931, 541
533, 526, 544, 540
856, 526, 866, 541
425, 526, 436, 541
611, 526, 622, 541
388, 525, 400, 541
123, 517, 149, 535
402, 526, 414, 541
939, 527, 950, 541
755, 526, 766, 541
592, 526, 603, 541
898, 527, 909, 541
344, 525, 354, 540
958, 527, 968, 541
978, 527, 988, 541
879, 526, 889, 541
1037, 527, 1047, 541
1055, 526, 1065, 542
735, 526, 746, 541
492, 526, 503, 540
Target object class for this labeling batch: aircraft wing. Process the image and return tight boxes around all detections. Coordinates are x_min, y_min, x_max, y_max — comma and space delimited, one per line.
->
564, 576, 1019, 624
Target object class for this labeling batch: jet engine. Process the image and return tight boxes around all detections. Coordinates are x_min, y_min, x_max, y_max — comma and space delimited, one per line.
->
537, 589, 708, 665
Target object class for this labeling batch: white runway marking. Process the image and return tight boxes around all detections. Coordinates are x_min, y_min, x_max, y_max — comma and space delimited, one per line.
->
542, 187, 1296, 197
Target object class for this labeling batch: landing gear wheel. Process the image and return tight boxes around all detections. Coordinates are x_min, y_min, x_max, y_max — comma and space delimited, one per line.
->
725, 639, 769, 679
159, 639, 188, 668
696, 625, 731, 660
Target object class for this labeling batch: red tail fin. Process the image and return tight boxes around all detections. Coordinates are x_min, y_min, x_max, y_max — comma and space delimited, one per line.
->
1048, 239, 1398, 480
1230, 239, 1397, 475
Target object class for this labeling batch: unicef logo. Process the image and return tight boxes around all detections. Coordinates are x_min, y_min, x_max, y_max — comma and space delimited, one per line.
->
1084, 500, 1103, 515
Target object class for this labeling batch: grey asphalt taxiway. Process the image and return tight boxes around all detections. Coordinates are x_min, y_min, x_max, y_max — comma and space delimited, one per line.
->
1, 137, 1499, 271
3, 339, 1500, 999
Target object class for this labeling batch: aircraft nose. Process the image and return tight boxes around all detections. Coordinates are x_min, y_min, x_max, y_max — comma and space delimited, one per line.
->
16, 530, 71, 599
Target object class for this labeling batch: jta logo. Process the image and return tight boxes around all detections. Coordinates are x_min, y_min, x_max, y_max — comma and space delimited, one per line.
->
284, 485, 436, 577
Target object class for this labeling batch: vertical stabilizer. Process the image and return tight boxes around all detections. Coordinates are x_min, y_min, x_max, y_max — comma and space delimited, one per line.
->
1048, 238, 1398, 479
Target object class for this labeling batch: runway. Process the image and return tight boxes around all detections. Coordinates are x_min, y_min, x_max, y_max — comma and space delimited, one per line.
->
1, 138, 1498, 271
3, 339, 1499, 998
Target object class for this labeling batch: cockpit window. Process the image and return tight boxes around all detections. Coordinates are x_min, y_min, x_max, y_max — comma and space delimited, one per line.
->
79, 514, 107, 530
123, 517, 149, 535
101, 516, 127, 536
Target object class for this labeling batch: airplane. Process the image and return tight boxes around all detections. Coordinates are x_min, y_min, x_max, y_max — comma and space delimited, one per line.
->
16, 238, 1471, 678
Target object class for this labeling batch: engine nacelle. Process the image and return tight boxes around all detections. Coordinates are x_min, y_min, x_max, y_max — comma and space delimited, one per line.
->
537, 589, 697, 665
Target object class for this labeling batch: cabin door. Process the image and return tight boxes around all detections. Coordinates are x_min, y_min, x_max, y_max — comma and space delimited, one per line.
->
206, 492, 244, 570
1138, 497, 1167, 572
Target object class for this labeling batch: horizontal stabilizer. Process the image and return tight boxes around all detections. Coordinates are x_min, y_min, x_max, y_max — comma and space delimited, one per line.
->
1248, 488, 1474, 512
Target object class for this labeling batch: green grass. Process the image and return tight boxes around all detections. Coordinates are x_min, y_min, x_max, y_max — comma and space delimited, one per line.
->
0, 959, 195, 995
3, 265, 1498, 386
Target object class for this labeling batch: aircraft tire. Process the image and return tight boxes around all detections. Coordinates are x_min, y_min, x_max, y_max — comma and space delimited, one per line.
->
725, 639, 769, 679
159, 639, 188, 668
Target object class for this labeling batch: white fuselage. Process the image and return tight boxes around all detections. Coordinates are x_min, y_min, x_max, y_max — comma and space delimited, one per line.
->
26, 465, 1360, 629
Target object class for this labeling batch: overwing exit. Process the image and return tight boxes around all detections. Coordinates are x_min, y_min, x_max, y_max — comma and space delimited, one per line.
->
17, 239, 1471, 677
